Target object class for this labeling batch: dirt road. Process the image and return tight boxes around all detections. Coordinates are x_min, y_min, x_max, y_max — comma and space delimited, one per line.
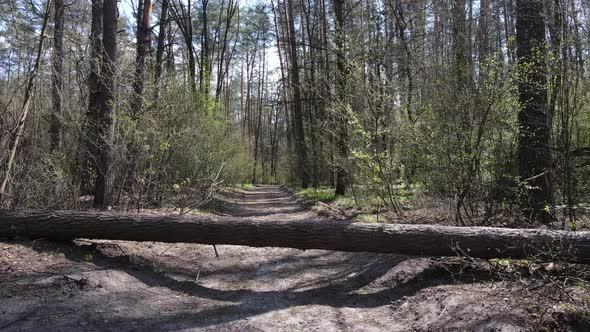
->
0, 186, 574, 331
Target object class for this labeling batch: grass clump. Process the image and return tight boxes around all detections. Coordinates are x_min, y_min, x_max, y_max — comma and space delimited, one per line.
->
235, 183, 255, 190
357, 213, 380, 223
297, 187, 336, 204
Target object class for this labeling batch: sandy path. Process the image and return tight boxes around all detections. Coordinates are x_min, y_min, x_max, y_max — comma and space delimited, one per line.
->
0, 186, 547, 331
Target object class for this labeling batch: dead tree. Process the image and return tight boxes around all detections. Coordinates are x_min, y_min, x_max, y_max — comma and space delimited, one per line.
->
1, 209, 589, 262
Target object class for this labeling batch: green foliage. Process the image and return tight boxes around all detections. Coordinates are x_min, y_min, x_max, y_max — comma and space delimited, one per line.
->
337, 100, 406, 214
414, 52, 521, 223
116, 82, 253, 208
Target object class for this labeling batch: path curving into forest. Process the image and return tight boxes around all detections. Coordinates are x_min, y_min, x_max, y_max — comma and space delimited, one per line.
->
0, 186, 550, 331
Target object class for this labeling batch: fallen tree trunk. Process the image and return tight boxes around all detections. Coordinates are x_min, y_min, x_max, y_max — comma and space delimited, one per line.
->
1, 210, 589, 262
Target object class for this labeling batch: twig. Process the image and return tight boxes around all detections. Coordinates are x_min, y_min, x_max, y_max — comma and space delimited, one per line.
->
436, 303, 449, 320
195, 268, 201, 283
32, 269, 87, 285
75, 239, 127, 256
179, 163, 225, 216
159, 243, 176, 256
523, 171, 548, 182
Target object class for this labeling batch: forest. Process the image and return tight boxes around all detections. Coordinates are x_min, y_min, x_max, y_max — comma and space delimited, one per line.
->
1, 0, 590, 330
0, 0, 589, 223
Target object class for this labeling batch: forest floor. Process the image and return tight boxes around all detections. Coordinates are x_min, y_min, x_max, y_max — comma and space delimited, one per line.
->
1, 185, 589, 331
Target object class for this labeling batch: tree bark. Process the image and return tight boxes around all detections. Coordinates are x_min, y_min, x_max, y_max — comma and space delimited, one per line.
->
270, 0, 292, 153
50, 0, 65, 152
93, 0, 118, 209
171, 0, 196, 93
214, 0, 238, 102
1, 209, 589, 262
199, 0, 210, 96
286, 0, 310, 188
154, 0, 169, 98
131, 0, 153, 117
333, 0, 348, 196
515, 0, 553, 221
79, 0, 103, 195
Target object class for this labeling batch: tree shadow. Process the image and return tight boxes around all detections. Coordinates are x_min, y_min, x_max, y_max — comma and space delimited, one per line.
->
23, 239, 499, 329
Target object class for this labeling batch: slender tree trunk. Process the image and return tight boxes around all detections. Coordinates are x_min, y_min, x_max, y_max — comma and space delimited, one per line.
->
79, 0, 103, 195
452, 0, 468, 84
252, 46, 266, 184
188, 46, 196, 93
166, 20, 175, 74
515, 0, 553, 221
131, 0, 153, 117
172, 0, 196, 93
333, 0, 347, 195
478, 0, 490, 67
286, 0, 309, 188
270, 0, 290, 154
215, 0, 238, 102
300, 0, 320, 186
93, 0, 118, 209
199, 0, 210, 96
50, 0, 65, 152
154, 0, 169, 97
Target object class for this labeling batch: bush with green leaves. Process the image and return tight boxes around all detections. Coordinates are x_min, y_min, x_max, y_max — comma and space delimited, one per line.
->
115, 84, 252, 209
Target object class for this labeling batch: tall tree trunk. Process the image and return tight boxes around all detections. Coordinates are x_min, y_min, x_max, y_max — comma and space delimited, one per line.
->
252, 47, 265, 184
79, 0, 104, 195
131, 0, 153, 117
452, 0, 469, 84
93, 0, 118, 209
188, 44, 196, 93
199, 0, 210, 96
215, 0, 238, 102
50, 0, 65, 152
478, 0, 490, 68
300, 0, 320, 187
166, 16, 175, 74
270, 0, 291, 154
333, 0, 347, 195
155, 0, 169, 98
171, 0, 196, 93
515, 0, 553, 221
286, 0, 309, 188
